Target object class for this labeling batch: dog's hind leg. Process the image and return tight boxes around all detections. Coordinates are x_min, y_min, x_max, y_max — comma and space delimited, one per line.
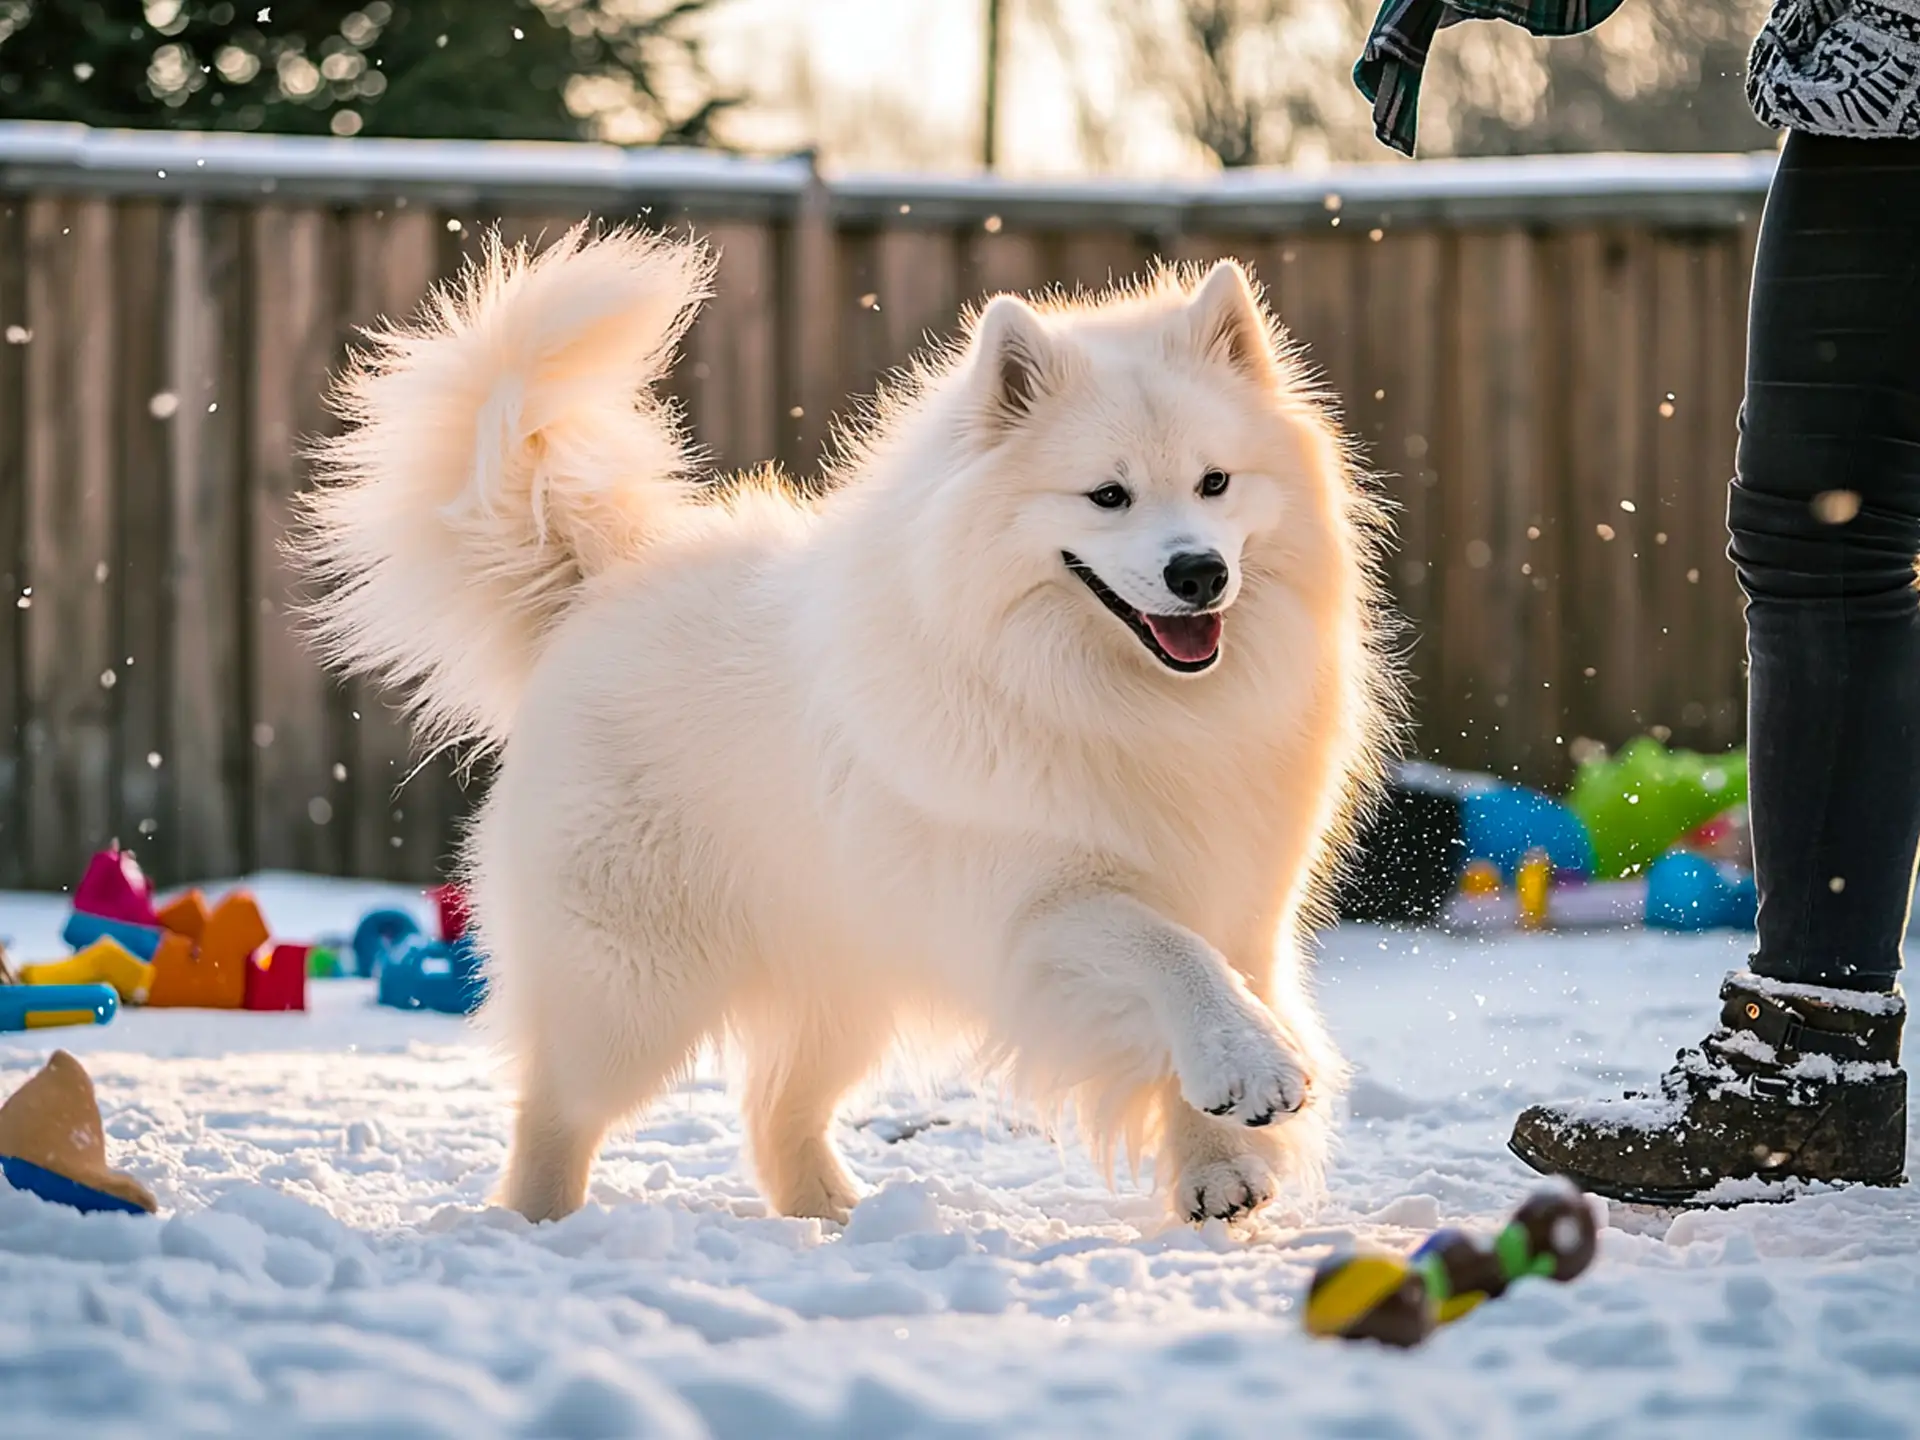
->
504, 1073, 618, 1223
498, 931, 729, 1223
736, 996, 893, 1224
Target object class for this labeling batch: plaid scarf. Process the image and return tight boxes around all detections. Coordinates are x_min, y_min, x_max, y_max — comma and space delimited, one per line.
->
1355, 1, 1628, 156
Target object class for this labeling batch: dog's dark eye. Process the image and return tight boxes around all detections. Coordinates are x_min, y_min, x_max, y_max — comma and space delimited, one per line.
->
1199, 468, 1230, 498
1087, 483, 1132, 511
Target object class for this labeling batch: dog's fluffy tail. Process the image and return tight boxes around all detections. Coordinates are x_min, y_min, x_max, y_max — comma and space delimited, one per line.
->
295, 224, 712, 752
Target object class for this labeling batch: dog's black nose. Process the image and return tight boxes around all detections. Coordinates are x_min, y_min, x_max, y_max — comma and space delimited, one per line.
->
1163, 550, 1229, 607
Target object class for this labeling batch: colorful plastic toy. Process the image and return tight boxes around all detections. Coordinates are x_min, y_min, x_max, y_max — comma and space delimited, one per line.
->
15, 854, 309, 1018
147, 891, 268, 1009
1680, 805, 1752, 869
72, 847, 159, 928
1336, 762, 1599, 923
157, 889, 212, 940
352, 908, 420, 980
0, 983, 118, 1032
1568, 737, 1748, 880
431, 882, 471, 943
306, 945, 344, 979
20, 938, 155, 1003
0, 1050, 156, 1214
1442, 869, 1647, 933
243, 943, 308, 1012
1305, 1183, 1598, 1347
357, 909, 485, 1015
1515, 849, 1552, 929
61, 910, 162, 962
1644, 851, 1758, 932
1462, 786, 1596, 881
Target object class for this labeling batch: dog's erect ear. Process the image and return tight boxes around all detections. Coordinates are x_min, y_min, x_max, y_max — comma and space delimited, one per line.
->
971, 294, 1057, 428
1187, 260, 1276, 381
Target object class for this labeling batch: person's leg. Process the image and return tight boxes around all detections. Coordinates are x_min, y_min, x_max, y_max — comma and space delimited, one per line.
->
1734, 130, 1920, 992
1509, 132, 1920, 1203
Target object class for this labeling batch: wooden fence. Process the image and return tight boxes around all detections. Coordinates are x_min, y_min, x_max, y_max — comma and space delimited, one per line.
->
0, 123, 1776, 890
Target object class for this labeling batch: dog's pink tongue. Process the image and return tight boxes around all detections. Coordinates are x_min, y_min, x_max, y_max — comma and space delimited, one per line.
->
1144, 612, 1223, 664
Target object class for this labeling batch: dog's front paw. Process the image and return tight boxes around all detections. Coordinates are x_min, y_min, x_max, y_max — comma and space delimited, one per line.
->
761, 1136, 863, 1225
1175, 1010, 1311, 1127
1176, 1152, 1278, 1223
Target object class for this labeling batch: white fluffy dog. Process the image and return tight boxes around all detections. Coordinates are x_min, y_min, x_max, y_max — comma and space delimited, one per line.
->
299, 225, 1395, 1226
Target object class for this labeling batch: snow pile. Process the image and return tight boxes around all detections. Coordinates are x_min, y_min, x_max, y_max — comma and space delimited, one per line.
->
3, 877, 1918, 1438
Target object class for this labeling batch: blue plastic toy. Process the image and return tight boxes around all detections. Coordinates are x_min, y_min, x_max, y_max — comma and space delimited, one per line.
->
0, 984, 119, 1032
1461, 786, 1597, 882
1644, 851, 1758, 932
0, 1155, 150, 1214
354, 909, 486, 1015
61, 910, 163, 962
350, 909, 418, 979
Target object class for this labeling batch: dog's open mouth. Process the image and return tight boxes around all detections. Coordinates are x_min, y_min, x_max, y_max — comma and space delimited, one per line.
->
1062, 553, 1223, 673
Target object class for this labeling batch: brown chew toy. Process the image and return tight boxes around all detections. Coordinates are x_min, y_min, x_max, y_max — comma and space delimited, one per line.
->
0, 942, 15, 986
0, 1050, 156, 1212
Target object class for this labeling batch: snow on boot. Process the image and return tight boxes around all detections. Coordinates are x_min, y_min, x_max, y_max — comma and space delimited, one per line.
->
1509, 971, 1906, 1206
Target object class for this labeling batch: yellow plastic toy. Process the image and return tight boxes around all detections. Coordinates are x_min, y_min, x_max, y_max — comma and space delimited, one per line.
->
1459, 860, 1501, 898
21, 937, 155, 1004
1516, 849, 1552, 929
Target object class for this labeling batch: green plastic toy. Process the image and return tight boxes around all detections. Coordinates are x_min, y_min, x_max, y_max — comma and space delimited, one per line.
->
1567, 736, 1746, 880
306, 945, 343, 979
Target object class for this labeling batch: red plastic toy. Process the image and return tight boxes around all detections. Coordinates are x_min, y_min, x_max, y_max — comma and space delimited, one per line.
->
244, 943, 308, 1011
431, 882, 470, 944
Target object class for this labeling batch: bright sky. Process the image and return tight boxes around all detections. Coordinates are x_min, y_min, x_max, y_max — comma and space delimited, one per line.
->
700, 0, 1205, 177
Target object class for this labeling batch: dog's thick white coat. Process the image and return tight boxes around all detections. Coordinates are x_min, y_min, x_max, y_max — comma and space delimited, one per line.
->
299, 226, 1394, 1226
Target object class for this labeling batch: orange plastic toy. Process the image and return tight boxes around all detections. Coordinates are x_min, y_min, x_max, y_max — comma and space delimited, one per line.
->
146, 891, 268, 1009
156, 889, 211, 942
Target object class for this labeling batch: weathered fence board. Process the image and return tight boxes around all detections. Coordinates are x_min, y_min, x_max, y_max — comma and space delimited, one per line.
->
249, 204, 341, 877
113, 199, 172, 875
0, 128, 1775, 888
0, 199, 26, 887
24, 196, 116, 883
166, 202, 252, 883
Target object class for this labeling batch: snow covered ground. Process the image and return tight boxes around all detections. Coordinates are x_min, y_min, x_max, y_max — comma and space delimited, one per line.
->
3, 875, 1918, 1439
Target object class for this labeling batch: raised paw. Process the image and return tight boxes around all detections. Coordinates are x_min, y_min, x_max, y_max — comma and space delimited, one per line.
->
1175, 1011, 1311, 1127
1176, 1153, 1279, 1223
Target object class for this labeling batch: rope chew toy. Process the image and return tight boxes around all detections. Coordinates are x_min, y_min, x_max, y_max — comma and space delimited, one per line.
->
1304, 1181, 1598, 1347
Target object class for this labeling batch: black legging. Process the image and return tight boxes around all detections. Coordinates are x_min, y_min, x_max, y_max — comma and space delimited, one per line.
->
1732, 131, 1920, 992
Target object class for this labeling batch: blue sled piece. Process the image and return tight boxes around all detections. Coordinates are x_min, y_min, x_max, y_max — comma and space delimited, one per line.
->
355, 909, 486, 1015
0, 1155, 149, 1215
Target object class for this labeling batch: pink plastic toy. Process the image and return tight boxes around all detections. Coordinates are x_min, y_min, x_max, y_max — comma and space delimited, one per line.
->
73, 847, 159, 928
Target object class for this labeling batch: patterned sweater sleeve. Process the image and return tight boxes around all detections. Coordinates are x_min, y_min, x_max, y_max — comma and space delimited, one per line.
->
1748, 2, 1920, 140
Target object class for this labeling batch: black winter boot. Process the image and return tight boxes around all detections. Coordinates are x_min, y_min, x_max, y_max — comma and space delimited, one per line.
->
1509, 971, 1907, 1206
